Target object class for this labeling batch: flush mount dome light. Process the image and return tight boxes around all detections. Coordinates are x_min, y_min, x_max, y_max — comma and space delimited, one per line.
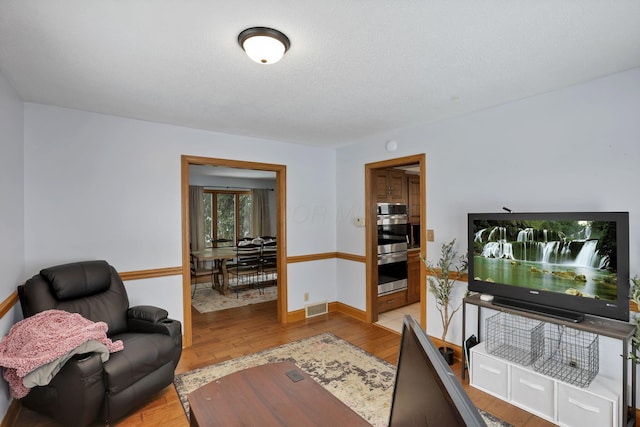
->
238, 27, 290, 64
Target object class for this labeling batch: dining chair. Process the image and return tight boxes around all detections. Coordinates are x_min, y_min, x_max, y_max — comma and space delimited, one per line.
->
228, 243, 262, 296
190, 254, 220, 297
211, 238, 233, 248
260, 239, 277, 285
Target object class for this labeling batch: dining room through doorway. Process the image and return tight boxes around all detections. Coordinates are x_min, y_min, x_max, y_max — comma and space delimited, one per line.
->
181, 156, 287, 347
189, 163, 277, 298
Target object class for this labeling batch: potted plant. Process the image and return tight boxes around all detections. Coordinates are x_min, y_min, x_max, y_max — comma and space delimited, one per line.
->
420, 238, 467, 365
630, 276, 640, 364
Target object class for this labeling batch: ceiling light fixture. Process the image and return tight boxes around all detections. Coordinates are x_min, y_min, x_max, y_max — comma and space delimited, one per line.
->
238, 27, 290, 65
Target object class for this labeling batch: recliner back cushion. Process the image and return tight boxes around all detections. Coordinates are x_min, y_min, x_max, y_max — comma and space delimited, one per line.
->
20, 261, 130, 336
42, 260, 112, 300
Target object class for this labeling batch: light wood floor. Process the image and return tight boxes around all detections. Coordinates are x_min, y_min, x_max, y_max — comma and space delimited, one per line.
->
13, 300, 555, 427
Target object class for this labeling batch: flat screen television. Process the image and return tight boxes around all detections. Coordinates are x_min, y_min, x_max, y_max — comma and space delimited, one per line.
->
468, 212, 630, 322
388, 315, 486, 426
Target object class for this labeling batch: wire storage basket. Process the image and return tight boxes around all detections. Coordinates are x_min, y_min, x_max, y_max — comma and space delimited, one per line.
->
485, 312, 545, 366
532, 324, 599, 388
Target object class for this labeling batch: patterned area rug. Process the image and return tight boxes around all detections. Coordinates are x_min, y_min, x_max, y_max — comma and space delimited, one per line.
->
174, 333, 511, 427
191, 284, 277, 313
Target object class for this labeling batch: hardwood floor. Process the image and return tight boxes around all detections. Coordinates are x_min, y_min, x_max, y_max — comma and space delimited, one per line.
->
13, 301, 554, 427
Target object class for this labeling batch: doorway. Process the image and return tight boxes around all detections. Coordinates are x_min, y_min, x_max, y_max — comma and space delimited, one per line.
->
181, 155, 287, 347
365, 154, 426, 329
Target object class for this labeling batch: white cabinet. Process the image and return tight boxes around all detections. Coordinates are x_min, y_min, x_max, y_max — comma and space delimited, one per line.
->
469, 350, 508, 400
470, 343, 621, 427
557, 381, 618, 427
510, 365, 555, 420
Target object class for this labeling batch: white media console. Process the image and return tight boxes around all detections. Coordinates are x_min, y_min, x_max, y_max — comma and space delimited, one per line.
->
461, 293, 636, 427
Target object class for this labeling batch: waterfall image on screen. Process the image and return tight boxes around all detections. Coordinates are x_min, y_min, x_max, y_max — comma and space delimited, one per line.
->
472, 219, 618, 301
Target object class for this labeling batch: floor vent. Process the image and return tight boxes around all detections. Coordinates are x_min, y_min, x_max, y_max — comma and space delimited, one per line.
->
305, 301, 328, 318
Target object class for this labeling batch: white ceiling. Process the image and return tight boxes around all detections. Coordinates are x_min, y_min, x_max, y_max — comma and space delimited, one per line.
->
1, 1, 639, 148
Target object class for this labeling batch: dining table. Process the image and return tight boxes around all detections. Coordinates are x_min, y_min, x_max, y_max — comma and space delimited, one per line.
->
191, 247, 236, 295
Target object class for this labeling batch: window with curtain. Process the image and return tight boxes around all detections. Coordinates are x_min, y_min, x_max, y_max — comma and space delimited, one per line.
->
251, 188, 271, 238
203, 190, 252, 246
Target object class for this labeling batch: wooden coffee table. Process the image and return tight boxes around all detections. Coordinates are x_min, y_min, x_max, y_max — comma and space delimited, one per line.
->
188, 361, 371, 426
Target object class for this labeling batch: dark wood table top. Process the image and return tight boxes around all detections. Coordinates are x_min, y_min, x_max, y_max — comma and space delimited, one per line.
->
188, 361, 371, 426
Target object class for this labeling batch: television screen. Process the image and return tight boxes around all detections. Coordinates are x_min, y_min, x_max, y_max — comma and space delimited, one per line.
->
388, 315, 486, 426
468, 212, 630, 322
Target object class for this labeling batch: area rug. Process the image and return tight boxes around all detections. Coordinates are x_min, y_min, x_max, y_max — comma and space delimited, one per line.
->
174, 333, 510, 427
191, 284, 277, 313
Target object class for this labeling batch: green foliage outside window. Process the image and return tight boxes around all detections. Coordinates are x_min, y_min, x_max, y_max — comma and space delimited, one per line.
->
203, 193, 213, 244
239, 194, 252, 238
202, 191, 252, 246
216, 193, 236, 242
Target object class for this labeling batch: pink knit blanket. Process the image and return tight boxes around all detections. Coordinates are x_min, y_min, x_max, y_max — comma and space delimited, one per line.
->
0, 309, 124, 398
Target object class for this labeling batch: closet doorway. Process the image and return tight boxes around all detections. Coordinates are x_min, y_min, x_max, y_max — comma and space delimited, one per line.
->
181, 156, 287, 347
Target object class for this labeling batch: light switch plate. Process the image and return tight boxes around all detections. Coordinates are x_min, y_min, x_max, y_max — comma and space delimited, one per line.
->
426, 229, 435, 241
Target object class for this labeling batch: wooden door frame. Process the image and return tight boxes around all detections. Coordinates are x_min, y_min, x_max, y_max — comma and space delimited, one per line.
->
181, 155, 287, 348
365, 154, 426, 329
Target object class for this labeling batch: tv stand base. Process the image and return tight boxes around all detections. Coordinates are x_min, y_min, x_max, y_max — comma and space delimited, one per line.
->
471, 342, 621, 426
462, 293, 636, 427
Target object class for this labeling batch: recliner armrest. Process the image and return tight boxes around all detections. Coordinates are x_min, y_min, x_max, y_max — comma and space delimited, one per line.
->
128, 305, 168, 323
127, 305, 180, 339
21, 352, 105, 427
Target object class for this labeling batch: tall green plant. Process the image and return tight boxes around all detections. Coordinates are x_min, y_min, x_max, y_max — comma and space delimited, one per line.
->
420, 238, 468, 346
630, 276, 640, 364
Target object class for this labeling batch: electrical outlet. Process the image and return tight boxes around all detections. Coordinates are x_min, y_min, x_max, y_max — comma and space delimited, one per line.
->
304, 292, 309, 302
426, 229, 435, 242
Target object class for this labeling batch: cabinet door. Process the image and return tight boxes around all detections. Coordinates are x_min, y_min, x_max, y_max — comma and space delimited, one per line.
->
407, 251, 420, 304
408, 175, 420, 224
375, 171, 391, 203
377, 290, 407, 313
387, 170, 407, 202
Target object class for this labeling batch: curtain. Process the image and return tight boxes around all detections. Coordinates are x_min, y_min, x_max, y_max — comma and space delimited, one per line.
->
189, 185, 206, 252
251, 189, 271, 238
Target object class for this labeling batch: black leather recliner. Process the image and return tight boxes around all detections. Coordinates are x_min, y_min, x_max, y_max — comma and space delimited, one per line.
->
17, 260, 182, 427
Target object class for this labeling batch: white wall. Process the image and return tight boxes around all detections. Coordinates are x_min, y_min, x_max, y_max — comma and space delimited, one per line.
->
288, 260, 338, 308
335, 67, 640, 402
336, 259, 367, 311
0, 72, 25, 419
23, 104, 338, 318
